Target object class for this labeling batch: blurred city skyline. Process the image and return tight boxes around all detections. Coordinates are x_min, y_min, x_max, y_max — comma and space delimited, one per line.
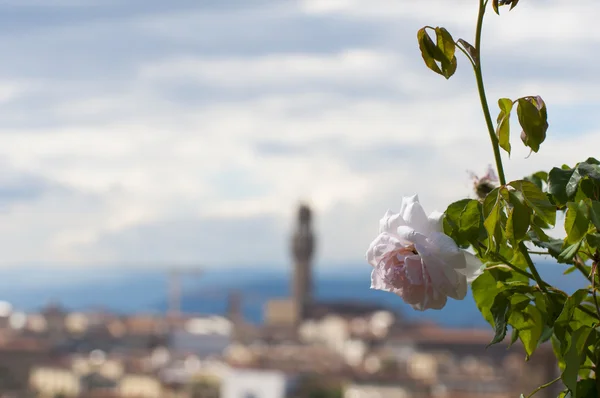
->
0, 0, 596, 268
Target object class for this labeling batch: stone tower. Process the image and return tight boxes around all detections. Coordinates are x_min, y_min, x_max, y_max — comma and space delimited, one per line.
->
227, 290, 243, 342
291, 204, 315, 323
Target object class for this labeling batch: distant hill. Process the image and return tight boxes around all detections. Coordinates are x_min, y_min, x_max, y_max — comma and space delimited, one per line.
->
0, 259, 587, 328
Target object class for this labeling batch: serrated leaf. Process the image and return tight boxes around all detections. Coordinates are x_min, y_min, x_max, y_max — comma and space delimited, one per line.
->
564, 160, 600, 201
472, 272, 501, 327
517, 96, 548, 153
483, 188, 502, 251
573, 177, 599, 204
556, 289, 589, 326
564, 201, 590, 245
549, 167, 575, 205
509, 180, 556, 226
417, 28, 443, 76
563, 266, 578, 275
532, 171, 549, 182
506, 191, 531, 243
509, 327, 519, 348
577, 161, 600, 181
586, 232, 600, 249
417, 27, 457, 79
540, 325, 554, 343
562, 327, 592, 398
589, 201, 600, 231
528, 225, 550, 242
566, 169, 583, 199
496, 98, 513, 155
558, 241, 582, 264
525, 171, 548, 191
435, 27, 456, 79
552, 335, 566, 371
459, 200, 481, 238
532, 290, 564, 329
444, 199, 482, 248
488, 293, 510, 346
508, 304, 543, 358
529, 227, 564, 261
435, 27, 455, 59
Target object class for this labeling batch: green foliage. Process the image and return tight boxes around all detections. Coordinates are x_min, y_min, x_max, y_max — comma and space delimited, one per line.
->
417, 27, 457, 79
443, 199, 483, 249
492, 0, 520, 14
496, 98, 513, 154
418, 2, 599, 397
549, 167, 576, 205
510, 180, 556, 226
492, 96, 549, 154
547, 158, 600, 207
489, 291, 511, 345
564, 201, 590, 245
517, 96, 549, 153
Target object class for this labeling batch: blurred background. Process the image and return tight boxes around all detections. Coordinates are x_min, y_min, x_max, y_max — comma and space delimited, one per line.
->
0, 0, 595, 397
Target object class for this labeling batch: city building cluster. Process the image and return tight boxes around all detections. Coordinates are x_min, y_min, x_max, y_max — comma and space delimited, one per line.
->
0, 206, 560, 398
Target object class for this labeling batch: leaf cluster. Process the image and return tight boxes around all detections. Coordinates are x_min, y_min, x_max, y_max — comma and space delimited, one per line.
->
444, 160, 600, 397
417, 2, 599, 397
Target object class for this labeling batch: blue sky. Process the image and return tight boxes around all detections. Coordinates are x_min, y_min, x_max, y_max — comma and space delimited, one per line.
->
0, 0, 597, 268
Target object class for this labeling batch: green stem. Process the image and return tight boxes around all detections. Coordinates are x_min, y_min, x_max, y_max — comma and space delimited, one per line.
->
574, 255, 593, 283
490, 250, 564, 291
489, 250, 597, 318
525, 377, 561, 398
592, 261, 600, 319
455, 43, 477, 70
519, 242, 548, 294
490, 255, 536, 280
474, 0, 506, 186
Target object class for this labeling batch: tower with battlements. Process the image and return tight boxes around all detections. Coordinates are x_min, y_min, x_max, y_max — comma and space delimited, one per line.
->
291, 204, 315, 323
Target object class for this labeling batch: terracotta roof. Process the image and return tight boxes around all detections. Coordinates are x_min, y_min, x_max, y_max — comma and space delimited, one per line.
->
0, 337, 51, 352
388, 324, 498, 345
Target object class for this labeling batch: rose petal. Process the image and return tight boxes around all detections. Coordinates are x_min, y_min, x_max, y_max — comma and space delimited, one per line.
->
458, 252, 484, 283
427, 211, 444, 234
425, 232, 467, 270
411, 270, 447, 311
399, 194, 418, 219
404, 255, 425, 285
422, 289, 448, 310
396, 225, 428, 247
379, 210, 405, 234
418, 251, 467, 300
416, 233, 467, 300
367, 195, 479, 311
366, 233, 405, 268
370, 268, 390, 291
401, 197, 430, 235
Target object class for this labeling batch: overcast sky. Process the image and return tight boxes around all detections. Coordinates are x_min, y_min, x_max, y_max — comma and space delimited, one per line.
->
0, 0, 596, 269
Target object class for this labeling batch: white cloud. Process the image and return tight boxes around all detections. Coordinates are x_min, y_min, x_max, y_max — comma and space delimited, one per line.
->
0, 0, 595, 268
139, 50, 403, 90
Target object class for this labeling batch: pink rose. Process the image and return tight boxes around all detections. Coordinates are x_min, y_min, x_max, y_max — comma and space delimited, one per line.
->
366, 195, 483, 311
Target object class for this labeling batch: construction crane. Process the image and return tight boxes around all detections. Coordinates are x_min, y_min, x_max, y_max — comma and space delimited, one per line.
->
167, 267, 203, 320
